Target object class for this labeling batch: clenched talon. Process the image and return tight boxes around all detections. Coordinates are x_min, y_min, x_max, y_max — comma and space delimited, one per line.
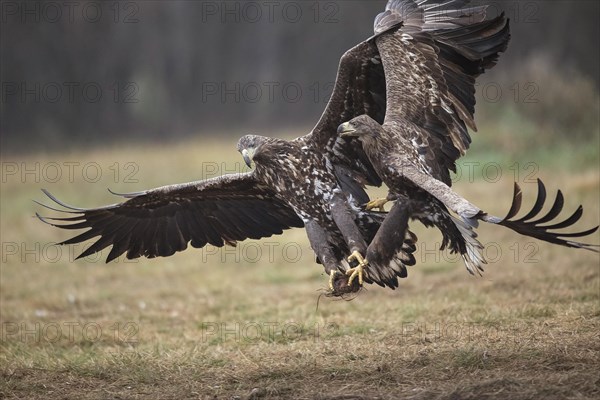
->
366, 198, 388, 212
346, 250, 369, 286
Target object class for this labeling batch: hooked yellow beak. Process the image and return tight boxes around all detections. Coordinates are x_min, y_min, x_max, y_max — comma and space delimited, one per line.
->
337, 122, 357, 137
241, 148, 254, 168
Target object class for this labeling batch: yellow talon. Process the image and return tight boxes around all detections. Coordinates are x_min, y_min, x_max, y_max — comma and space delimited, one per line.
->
346, 250, 369, 286
366, 198, 388, 212
346, 265, 364, 286
328, 270, 340, 290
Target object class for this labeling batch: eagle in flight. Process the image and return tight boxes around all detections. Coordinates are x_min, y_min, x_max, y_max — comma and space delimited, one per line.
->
37, 0, 598, 296
337, 0, 599, 275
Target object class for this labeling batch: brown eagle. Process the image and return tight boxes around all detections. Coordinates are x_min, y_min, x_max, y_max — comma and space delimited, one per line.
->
337, 0, 598, 272
37, 0, 429, 293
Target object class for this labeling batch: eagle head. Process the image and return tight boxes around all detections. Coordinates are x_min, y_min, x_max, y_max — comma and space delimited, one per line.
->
337, 115, 382, 140
237, 135, 266, 168
237, 135, 285, 169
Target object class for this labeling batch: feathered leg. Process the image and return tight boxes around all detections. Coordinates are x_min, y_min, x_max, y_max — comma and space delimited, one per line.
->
329, 192, 370, 286
365, 200, 411, 282
305, 220, 343, 290
353, 206, 418, 289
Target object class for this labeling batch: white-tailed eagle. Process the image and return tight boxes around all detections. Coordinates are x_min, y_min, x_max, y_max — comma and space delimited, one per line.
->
337, 0, 598, 273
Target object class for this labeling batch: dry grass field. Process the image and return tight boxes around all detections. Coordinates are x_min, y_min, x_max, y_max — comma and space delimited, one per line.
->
1, 137, 599, 399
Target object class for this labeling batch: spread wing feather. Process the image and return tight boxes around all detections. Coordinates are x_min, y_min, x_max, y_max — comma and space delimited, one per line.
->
301, 0, 509, 191
304, 40, 387, 191
36, 173, 304, 262
374, 0, 510, 183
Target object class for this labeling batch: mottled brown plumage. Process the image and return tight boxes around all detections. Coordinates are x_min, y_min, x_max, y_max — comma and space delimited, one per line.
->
36, 174, 304, 262
340, 0, 598, 273
36, 0, 430, 291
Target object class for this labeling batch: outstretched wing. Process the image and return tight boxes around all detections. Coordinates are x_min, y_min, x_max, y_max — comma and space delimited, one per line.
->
375, 0, 510, 183
36, 173, 304, 262
302, 39, 388, 193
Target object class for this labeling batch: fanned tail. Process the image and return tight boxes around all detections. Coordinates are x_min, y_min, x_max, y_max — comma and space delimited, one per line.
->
482, 179, 599, 252
449, 215, 486, 276
416, 200, 486, 276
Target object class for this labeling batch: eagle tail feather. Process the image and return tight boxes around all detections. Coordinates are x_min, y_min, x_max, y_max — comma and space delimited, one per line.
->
483, 179, 599, 252
450, 214, 487, 275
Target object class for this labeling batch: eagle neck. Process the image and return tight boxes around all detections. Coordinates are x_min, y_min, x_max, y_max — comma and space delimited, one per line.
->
361, 132, 386, 161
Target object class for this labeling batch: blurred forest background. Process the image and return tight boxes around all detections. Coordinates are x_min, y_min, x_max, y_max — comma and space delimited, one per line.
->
1, 0, 599, 157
